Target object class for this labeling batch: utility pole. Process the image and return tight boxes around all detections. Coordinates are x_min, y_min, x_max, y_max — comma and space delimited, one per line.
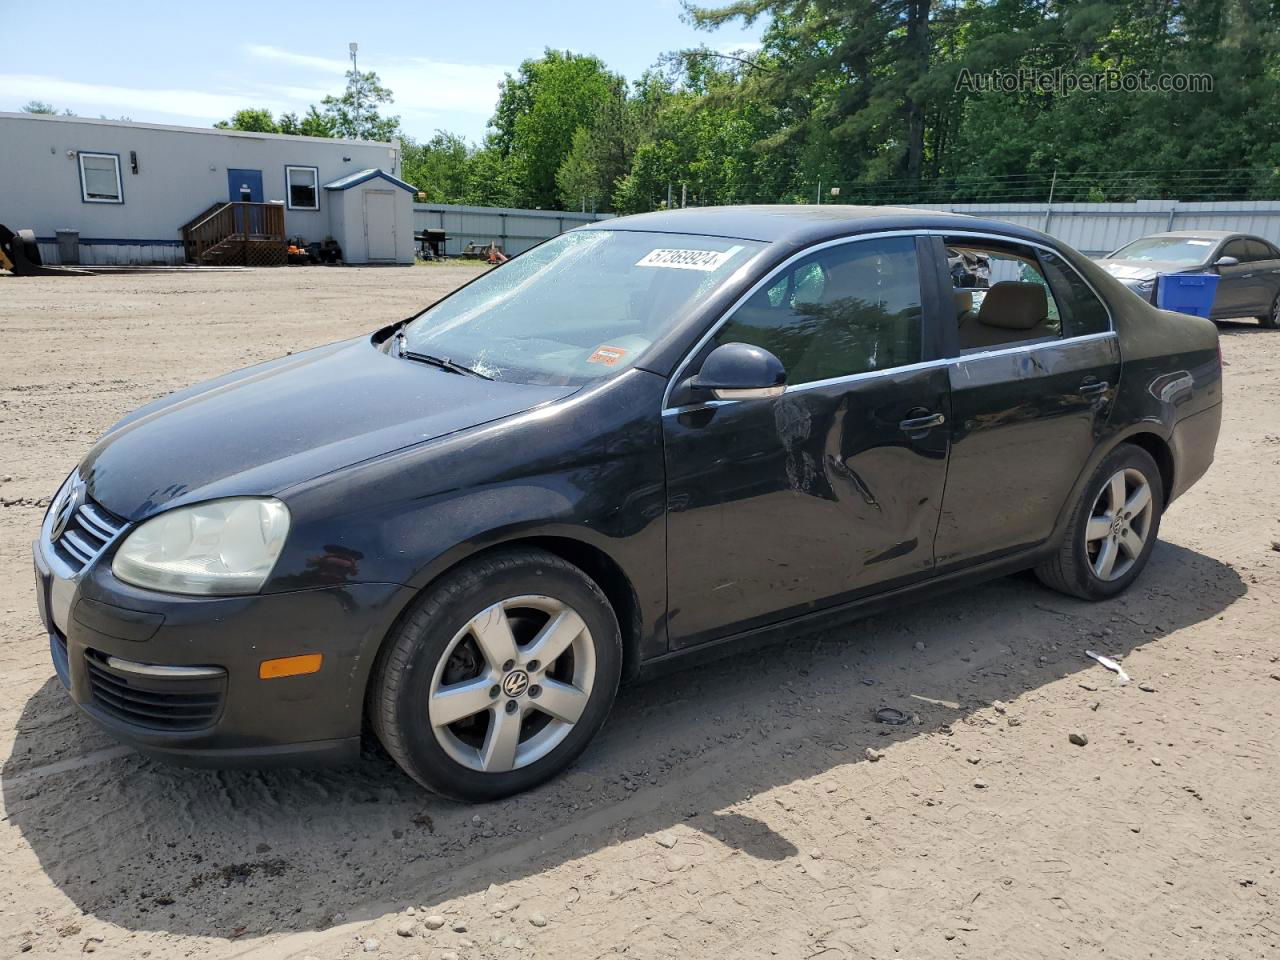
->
1042, 166, 1058, 232
816, 179, 822, 204
349, 42, 361, 134
681, 183, 687, 208
666, 182, 673, 210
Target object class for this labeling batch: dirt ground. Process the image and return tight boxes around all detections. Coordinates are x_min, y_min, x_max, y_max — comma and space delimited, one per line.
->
1, 265, 1278, 960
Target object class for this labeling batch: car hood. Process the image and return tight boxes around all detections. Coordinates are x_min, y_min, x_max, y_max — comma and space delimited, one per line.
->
80, 337, 576, 521
1094, 259, 1198, 281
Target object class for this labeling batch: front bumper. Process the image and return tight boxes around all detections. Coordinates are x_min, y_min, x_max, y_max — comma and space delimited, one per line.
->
33, 537, 414, 767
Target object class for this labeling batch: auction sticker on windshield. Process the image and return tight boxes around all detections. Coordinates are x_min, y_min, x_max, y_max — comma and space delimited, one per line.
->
636, 246, 743, 271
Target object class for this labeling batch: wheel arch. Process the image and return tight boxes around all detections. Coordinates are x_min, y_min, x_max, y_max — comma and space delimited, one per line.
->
368, 533, 647, 715
1119, 430, 1174, 506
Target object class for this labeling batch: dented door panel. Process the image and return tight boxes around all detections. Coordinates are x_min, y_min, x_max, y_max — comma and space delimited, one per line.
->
663, 365, 950, 649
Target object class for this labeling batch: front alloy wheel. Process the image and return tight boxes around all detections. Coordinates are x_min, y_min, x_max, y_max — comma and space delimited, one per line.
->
428, 596, 595, 773
369, 548, 621, 800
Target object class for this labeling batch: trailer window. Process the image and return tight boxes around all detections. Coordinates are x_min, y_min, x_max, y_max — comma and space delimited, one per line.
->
286, 166, 319, 210
78, 152, 122, 203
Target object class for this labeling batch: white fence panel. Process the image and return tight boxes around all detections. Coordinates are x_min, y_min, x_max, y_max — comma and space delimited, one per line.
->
906, 200, 1280, 256
412, 203, 614, 257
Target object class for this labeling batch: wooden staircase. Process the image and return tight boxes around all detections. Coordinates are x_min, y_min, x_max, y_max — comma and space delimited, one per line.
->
181, 202, 287, 267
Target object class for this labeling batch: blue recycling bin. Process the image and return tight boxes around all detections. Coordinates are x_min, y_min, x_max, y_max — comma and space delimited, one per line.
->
1155, 273, 1220, 319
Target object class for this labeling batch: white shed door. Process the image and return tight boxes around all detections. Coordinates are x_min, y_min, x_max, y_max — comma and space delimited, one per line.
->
363, 189, 397, 262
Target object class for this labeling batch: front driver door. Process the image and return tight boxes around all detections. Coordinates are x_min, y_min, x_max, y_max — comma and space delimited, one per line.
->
662, 234, 951, 650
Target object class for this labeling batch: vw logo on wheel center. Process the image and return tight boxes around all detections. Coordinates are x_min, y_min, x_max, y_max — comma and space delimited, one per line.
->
502, 670, 530, 697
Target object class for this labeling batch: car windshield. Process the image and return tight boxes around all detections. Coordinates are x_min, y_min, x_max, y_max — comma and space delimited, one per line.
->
1109, 236, 1216, 265
401, 230, 764, 385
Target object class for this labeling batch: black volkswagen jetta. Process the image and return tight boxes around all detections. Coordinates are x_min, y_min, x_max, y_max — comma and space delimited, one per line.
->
33, 206, 1222, 800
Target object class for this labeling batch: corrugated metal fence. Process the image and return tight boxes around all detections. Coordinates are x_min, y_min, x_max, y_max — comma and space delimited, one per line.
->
904, 199, 1280, 256
412, 204, 614, 257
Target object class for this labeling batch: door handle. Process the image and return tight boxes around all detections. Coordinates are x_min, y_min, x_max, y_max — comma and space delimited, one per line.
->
898, 411, 945, 434
1078, 379, 1109, 396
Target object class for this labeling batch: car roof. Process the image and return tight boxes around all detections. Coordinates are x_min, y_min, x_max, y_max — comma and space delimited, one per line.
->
1131, 230, 1242, 241
584, 204, 1059, 249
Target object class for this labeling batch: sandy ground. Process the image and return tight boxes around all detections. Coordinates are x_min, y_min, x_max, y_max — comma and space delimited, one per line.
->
1, 265, 1278, 960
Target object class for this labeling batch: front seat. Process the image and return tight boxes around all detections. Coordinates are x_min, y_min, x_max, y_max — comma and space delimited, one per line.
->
961, 281, 1051, 349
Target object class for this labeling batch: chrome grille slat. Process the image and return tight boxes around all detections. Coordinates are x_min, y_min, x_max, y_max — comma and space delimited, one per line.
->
78, 503, 124, 540
45, 485, 129, 577
61, 529, 99, 561
59, 532, 95, 565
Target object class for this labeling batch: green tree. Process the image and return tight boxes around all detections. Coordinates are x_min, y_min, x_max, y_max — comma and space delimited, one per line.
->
492, 50, 628, 207
214, 108, 281, 133
21, 100, 75, 116
321, 69, 400, 141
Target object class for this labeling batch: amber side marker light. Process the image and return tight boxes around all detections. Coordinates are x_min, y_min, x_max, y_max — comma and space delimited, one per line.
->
259, 653, 323, 679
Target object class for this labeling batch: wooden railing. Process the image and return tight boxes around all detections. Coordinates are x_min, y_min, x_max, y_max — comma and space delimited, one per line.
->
182, 202, 286, 263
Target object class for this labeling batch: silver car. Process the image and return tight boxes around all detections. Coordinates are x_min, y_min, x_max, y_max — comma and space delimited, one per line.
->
1095, 230, 1280, 328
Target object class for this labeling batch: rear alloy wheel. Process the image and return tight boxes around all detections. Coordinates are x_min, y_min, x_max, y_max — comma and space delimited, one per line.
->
370, 549, 621, 801
1259, 293, 1280, 329
1036, 444, 1164, 600
1083, 468, 1155, 582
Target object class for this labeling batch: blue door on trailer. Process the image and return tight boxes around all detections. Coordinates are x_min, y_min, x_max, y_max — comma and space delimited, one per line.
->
227, 169, 264, 203
227, 169, 264, 234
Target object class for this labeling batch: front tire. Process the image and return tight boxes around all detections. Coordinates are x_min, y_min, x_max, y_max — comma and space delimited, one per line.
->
1036, 444, 1164, 600
1259, 292, 1280, 329
369, 548, 622, 801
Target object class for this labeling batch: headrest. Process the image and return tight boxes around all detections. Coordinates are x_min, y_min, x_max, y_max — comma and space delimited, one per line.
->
954, 290, 973, 314
977, 281, 1048, 330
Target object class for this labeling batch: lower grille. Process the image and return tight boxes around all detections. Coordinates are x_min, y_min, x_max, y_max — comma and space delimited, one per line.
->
85, 651, 225, 731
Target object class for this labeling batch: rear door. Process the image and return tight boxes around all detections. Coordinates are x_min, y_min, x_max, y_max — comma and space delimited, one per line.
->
1242, 239, 1280, 315
662, 234, 952, 649
931, 234, 1120, 569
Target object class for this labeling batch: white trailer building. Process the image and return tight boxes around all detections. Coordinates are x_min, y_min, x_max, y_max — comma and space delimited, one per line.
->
0, 112, 415, 266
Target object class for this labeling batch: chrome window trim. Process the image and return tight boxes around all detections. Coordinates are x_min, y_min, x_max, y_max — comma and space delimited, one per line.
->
661, 226, 1120, 414
660, 229, 928, 411
932, 229, 1115, 335
662, 332, 1117, 413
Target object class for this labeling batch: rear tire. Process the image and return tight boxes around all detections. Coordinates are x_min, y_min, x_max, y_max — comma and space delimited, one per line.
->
369, 548, 622, 801
1035, 444, 1164, 600
1259, 293, 1280, 329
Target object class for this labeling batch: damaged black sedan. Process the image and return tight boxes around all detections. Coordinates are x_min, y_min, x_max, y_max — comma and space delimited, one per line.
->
34, 206, 1221, 800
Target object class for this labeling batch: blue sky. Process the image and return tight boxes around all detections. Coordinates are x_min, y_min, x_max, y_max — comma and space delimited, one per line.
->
0, 1, 764, 142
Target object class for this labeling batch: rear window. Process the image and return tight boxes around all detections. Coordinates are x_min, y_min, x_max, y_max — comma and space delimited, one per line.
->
1038, 250, 1111, 337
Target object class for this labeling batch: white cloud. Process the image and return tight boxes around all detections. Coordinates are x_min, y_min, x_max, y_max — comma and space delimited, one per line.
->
0, 73, 290, 120
245, 44, 348, 74
246, 44, 510, 117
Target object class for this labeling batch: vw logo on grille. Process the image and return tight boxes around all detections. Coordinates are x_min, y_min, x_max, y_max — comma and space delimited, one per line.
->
49, 478, 85, 541
502, 670, 530, 698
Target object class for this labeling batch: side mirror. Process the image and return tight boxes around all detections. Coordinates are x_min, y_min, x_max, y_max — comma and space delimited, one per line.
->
689, 342, 786, 401
1215, 255, 1240, 268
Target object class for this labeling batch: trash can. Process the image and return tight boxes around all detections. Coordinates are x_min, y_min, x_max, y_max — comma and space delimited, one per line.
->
56, 229, 80, 266
1156, 273, 1220, 318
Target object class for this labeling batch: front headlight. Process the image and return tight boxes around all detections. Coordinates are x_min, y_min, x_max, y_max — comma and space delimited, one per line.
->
1124, 277, 1155, 301
112, 498, 290, 595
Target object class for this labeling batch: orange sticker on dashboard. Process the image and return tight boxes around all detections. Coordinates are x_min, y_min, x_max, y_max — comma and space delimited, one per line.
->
587, 346, 627, 366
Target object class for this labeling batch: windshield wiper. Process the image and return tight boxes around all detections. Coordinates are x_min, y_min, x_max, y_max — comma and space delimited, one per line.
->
396, 332, 492, 380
